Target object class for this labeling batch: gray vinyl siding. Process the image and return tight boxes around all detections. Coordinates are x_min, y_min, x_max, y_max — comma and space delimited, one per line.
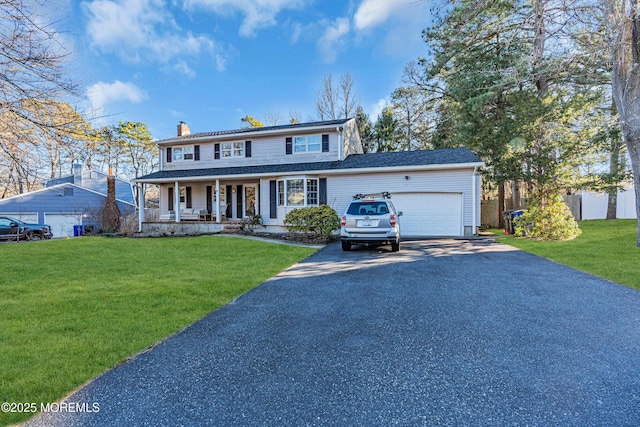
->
326, 169, 479, 229
161, 133, 343, 172
253, 169, 480, 229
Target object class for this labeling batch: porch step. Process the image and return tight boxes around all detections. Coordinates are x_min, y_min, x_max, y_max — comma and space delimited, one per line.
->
222, 223, 243, 233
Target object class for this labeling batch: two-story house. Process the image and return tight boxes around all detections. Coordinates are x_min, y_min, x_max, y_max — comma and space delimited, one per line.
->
134, 118, 484, 237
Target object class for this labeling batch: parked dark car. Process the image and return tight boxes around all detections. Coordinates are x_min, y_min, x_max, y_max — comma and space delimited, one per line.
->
0, 216, 53, 241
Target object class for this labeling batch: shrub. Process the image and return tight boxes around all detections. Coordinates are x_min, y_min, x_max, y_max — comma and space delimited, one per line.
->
241, 214, 263, 233
283, 205, 340, 239
514, 194, 581, 241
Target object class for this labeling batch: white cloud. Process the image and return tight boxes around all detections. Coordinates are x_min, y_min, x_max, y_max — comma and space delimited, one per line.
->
369, 98, 389, 119
317, 17, 350, 64
354, 0, 396, 31
185, 0, 307, 37
87, 80, 147, 114
82, 0, 226, 71
172, 61, 196, 78
353, 0, 432, 57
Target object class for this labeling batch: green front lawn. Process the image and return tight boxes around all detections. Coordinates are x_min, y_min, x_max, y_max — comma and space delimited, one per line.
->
495, 219, 640, 290
0, 236, 316, 426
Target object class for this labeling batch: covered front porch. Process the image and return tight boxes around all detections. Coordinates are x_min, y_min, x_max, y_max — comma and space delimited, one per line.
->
136, 179, 261, 229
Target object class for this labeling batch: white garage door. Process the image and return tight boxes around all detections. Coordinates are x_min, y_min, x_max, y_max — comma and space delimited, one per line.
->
3, 212, 38, 223
392, 193, 463, 237
45, 213, 82, 238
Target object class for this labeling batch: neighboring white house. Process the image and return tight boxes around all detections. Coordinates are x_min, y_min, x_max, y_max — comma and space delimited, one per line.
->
134, 119, 484, 237
582, 186, 637, 220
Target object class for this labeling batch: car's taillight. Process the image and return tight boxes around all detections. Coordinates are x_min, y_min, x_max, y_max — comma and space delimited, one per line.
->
341, 216, 346, 227
389, 214, 397, 226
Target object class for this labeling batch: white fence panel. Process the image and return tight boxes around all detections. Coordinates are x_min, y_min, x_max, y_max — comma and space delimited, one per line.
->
582, 186, 637, 220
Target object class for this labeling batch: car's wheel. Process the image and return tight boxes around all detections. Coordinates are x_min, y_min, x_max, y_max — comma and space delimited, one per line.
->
26, 232, 42, 241
391, 241, 400, 252
341, 241, 351, 251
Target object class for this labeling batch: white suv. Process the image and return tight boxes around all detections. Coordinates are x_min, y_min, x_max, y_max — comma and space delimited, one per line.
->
340, 193, 402, 252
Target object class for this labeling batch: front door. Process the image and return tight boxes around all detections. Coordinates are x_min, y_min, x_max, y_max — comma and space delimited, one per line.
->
244, 185, 257, 217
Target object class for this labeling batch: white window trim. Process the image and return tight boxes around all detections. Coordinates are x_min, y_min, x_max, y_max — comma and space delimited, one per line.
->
277, 177, 319, 207
171, 145, 195, 162
222, 141, 245, 158
293, 135, 321, 154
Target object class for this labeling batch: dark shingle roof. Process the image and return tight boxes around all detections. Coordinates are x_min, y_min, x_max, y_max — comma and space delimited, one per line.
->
173, 119, 352, 141
136, 148, 482, 182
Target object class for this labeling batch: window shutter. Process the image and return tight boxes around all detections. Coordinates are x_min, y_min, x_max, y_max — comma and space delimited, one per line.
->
214, 143, 220, 160
245, 141, 252, 157
186, 187, 192, 209
285, 137, 292, 155
322, 134, 329, 152
168, 187, 174, 211
194, 145, 200, 161
236, 185, 243, 217
319, 178, 327, 205
206, 185, 212, 213
166, 147, 172, 163
269, 180, 277, 218
226, 185, 233, 217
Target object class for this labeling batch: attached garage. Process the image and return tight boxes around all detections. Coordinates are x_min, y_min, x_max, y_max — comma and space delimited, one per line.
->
45, 213, 82, 238
392, 193, 463, 237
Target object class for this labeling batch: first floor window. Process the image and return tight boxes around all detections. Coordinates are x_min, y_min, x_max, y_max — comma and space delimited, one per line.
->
306, 179, 318, 205
277, 178, 319, 207
278, 181, 285, 205
287, 179, 304, 205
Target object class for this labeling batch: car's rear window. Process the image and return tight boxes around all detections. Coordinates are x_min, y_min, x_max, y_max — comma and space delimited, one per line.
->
347, 202, 390, 216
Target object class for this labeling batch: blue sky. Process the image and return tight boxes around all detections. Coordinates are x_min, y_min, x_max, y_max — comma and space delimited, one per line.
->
57, 0, 432, 140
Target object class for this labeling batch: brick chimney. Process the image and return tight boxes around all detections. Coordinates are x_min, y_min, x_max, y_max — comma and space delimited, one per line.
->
177, 121, 190, 137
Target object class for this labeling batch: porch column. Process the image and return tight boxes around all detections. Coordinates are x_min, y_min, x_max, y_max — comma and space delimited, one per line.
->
138, 183, 145, 232
175, 181, 181, 222
215, 179, 221, 223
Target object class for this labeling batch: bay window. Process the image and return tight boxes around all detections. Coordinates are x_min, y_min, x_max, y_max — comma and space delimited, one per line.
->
277, 177, 320, 207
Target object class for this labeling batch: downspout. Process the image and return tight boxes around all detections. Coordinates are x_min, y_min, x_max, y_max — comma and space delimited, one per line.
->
337, 126, 344, 161
472, 166, 478, 236
138, 183, 145, 232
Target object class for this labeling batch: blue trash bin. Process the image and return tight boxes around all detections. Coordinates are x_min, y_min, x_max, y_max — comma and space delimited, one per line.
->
73, 225, 84, 236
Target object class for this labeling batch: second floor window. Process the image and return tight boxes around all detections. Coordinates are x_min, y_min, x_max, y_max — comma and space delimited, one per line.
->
222, 142, 244, 157
294, 135, 321, 153
167, 145, 199, 163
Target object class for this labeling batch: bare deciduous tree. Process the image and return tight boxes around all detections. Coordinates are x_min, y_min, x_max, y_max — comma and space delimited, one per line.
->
0, 0, 82, 197
604, 0, 640, 245
315, 72, 359, 120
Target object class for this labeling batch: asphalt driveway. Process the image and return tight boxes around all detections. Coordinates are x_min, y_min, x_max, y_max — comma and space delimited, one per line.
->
25, 239, 640, 426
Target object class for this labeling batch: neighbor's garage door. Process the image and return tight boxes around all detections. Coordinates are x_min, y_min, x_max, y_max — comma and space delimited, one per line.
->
45, 213, 82, 238
392, 193, 463, 237
4, 213, 38, 223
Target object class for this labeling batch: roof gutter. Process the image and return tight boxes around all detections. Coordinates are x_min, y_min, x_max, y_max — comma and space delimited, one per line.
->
133, 161, 485, 184
156, 120, 352, 146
